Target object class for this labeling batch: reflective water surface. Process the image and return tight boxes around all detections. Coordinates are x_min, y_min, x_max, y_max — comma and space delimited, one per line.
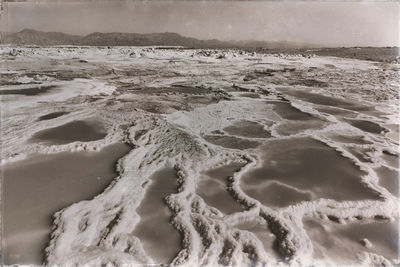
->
133, 167, 182, 264
2, 143, 131, 265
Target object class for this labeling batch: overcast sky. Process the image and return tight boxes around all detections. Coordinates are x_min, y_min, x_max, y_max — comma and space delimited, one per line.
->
3, 1, 400, 46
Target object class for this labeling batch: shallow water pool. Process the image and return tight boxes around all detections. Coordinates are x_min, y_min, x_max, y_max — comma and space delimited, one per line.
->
304, 218, 399, 264
1, 143, 130, 265
241, 138, 380, 207
197, 162, 245, 214
133, 167, 182, 264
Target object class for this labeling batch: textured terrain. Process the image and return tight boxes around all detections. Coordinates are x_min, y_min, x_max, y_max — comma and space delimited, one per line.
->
1, 46, 399, 266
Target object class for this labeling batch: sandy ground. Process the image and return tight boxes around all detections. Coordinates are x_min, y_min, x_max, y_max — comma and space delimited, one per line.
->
0, 46, 399, 266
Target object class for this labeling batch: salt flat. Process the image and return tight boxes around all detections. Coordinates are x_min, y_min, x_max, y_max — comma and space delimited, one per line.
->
0, 46, 399, 266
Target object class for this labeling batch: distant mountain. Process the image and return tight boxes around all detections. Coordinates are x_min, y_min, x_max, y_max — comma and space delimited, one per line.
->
2, 29, 82, 46
78, 31, 228, 47
1, 29, 313, 48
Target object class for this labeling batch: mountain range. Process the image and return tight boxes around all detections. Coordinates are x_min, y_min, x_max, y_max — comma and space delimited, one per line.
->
1, 29, 313, 48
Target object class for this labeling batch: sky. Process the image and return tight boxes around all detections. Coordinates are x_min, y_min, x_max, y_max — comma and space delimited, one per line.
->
2, 1, 400, 47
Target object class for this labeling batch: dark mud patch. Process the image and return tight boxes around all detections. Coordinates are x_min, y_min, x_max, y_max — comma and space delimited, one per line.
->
345, 119, 388, 134
277, 88, 384, 116
0, 85, 57, 96
275, 120, 326, 136
30, 120, 107, 145
203, 135, 261, 149
37, 111, 69, 121
288, 79, 328, 88
24, 69, 105, 81
0, 80, 41, 86
315, 106, 358, 117
138, 101, 177, 114
223, 120, 271, 138
267, 101, 316, 121
240, 93, 260, 99
120, 85, 217, 96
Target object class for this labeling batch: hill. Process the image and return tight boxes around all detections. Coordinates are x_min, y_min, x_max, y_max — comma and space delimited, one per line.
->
2, 29, 312, 48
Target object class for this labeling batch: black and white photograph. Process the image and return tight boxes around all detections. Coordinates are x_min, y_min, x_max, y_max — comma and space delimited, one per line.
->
0, 0, 399, 266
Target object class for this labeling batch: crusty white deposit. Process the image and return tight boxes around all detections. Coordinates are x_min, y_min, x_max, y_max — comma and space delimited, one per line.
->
1, 46, 399, 266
